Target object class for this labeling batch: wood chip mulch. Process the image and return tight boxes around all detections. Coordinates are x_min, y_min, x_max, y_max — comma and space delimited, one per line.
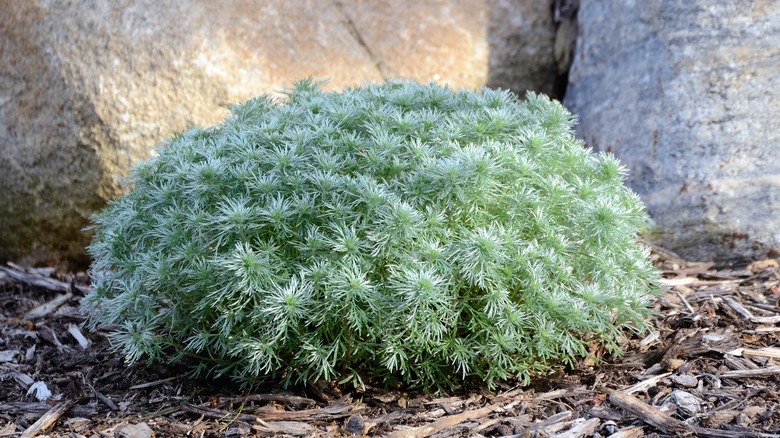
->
1, 245, 780, 437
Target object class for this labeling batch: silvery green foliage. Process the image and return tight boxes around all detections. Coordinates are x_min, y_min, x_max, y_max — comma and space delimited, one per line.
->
84, 80, 660, 390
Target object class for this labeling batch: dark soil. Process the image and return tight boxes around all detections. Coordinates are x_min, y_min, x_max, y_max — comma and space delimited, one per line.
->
2, 246, 780, 437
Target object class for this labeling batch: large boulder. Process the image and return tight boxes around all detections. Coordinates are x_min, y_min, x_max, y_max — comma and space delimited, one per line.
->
565, 0, 780, 262
0, 0, 556, 268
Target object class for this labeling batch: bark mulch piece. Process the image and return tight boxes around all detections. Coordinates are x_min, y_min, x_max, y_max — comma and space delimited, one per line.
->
2, 247, 780, 437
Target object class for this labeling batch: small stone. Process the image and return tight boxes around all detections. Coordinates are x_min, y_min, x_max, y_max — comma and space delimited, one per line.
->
670, 374, 699, 388
666, 358, 686, 371
345, 415, 364, 435
671, 390, 700, 417
115, 422, 154, 438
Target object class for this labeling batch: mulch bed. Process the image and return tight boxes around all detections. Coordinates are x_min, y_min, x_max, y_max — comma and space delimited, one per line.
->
2, 246, 780, 437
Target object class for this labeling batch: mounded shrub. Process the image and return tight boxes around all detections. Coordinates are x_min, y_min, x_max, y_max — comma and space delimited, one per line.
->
83, 80, 660, 390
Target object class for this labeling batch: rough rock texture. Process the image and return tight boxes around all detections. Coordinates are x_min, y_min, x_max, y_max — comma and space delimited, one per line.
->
0, 0, 555, 268
565, 0, 780, 262
338, 0, 557, 95
484, 0, 557, 94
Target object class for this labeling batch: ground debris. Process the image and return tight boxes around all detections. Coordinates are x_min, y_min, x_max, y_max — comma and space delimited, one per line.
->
2, 250, 780, 436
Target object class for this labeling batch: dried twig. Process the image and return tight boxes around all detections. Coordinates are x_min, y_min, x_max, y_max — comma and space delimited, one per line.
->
675, 289, 697, 314
723, 297, 780, 324
223, 393, 318, 408
86, 381, 118, 411
0, 265, 91, 295
719, 366, 780, 379
254, 395, 363, 421
0, 402, 96, 417
181, 402, 257, 423
182, 395, 362, 424
129, 376, 180, 390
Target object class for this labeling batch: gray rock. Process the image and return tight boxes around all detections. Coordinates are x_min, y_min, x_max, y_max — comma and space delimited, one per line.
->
485, 0, 558, 95
564, 0, 780, 262
345, 415, 365, 435
0, 0, 556, 268
670, 390, 701, 417
670, 374, 699, 388
115, 422, 154, 438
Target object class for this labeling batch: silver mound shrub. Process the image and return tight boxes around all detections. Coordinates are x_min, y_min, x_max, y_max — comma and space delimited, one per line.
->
83, 80, 660, 390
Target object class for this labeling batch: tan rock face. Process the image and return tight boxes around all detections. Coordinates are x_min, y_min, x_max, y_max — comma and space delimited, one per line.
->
0, 0, 556, 268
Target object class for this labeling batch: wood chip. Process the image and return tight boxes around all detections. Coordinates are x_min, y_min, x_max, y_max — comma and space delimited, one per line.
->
598, 386, 691, 435
0, 423, 16, 436
660, 277, 740, 287
556, 417, 600, 438
20, 400, 75, 438
86, 381, 118, 411
13, 372, 35, 387
727, 347, 780, 360
751, 315, 780, 324
742, 347, 780, 360
0, 402, 96, 417
0, 265, 91, 295
253, 420, 318, 436
722, 297, 780, 324
533, 389, 571, 401
748, 259, 779, 272
223, 393, 317, 408
622, 372, 671, 394
0, 350, 17, 363
639, 331, 660, 347
724, 352, 761, 370
660, 277, 696, 286
183, 395, 362, 424
387, 403, 500, 438
22, 292, 73, 320
605, 426, 645, 438
506, 410, 572, 431
67, 324, 90, 349
723, 297, 754, 320
254, 395, 363, 421
180, 402, 257, 423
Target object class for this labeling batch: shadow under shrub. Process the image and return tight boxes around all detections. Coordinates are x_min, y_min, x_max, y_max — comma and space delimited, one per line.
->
83, 80, 661, 391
